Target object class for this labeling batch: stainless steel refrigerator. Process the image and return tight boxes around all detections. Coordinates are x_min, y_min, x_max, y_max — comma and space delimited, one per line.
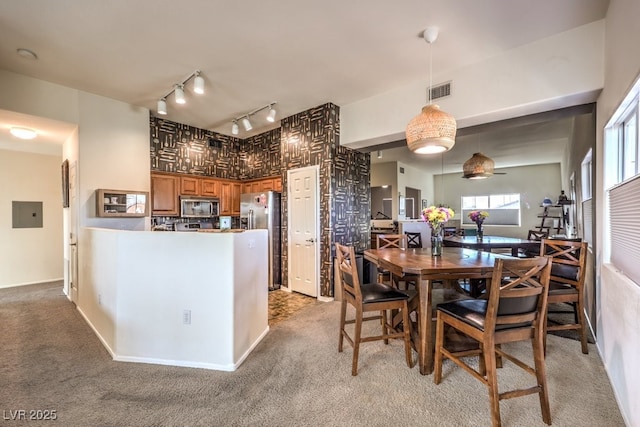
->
240, 191, 282, 290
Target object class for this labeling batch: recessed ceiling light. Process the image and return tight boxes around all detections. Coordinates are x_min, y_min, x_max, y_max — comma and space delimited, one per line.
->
10, 127, 38, 139
16, 48, 38, 60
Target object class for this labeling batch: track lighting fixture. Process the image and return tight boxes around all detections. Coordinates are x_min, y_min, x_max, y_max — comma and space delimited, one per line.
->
241, 117, 252, 132
157, 98, 167, 115
266, 106, 277, 123
193, 71, 204, 95
377, 150, 382, 159
155, 70, 205, 115
230, 102, 278, 136
174, 84, 185, 104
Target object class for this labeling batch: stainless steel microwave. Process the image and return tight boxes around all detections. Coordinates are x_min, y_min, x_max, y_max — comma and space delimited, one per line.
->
180, 197, 219, 218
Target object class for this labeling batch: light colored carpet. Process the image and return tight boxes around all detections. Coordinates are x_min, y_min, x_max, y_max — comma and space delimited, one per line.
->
0, 282, 624, 426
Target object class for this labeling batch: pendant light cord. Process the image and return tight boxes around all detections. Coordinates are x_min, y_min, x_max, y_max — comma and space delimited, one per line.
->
428, 41, 433, 105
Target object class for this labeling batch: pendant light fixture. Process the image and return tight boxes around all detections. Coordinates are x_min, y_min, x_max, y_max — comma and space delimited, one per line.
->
405, 27, 457, 154
462, 152, 495, 179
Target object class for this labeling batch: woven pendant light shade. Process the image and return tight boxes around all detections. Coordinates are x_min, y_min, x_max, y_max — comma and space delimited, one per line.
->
406, 104, 457, 154
463, 152, 495, 179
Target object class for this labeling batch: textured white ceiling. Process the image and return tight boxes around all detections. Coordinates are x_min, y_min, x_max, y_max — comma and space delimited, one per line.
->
0, 0, 608, 165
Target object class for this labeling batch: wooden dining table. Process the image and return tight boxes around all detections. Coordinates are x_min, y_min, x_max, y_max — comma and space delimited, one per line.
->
443, 235, 540, 257
363, 247, 511, 375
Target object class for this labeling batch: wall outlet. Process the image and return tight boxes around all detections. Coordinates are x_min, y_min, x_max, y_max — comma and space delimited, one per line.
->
183, 309, 191, 325
248, 239, 255, 248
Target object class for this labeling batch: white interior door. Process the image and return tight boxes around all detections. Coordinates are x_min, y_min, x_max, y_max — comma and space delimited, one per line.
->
288, 166, 319, 297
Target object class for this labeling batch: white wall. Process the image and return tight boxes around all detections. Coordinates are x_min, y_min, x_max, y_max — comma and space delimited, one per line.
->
340, 21, 604, 148
82, 228, 269, 371
0, 149, 63, 287
596, 1, 640, 425
0, 70, 151, 304
435, 163, 561, 238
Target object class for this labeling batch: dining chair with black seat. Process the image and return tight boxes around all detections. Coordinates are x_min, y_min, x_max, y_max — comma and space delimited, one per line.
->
540, 238, 589, 354
404, 231, 423, 248
335, 242, 416, 376
375, 234, 418, 289
433, 256, 553, 427
518, 229, 549, 258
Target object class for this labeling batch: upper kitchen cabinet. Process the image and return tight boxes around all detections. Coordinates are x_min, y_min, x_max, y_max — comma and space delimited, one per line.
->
151, 173, 179, 216
260, 178, 274, 191
232, 183, 241, 215
272, 177, 282, 192
201, 178, 219, 197
219, 181, 232, 215
180, 176, 200, 196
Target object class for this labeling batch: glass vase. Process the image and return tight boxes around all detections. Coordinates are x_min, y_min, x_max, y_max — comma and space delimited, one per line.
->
431, 228, 444, 256
476, 225, 484, 241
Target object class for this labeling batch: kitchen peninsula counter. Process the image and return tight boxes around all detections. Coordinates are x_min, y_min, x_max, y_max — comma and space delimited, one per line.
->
81, 228, 268, 371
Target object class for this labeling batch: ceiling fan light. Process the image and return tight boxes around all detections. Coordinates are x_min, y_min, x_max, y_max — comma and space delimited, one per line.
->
463, 152, 495, 179
406, 105, 456, 154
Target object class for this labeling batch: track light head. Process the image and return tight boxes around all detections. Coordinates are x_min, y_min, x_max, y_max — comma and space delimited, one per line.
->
266, 105, 277, 123
231, 121, 239, 135
157, 98, 167, 115
193, 71, 204, 95
174, 84, 185, 104
242, 117, 252, 132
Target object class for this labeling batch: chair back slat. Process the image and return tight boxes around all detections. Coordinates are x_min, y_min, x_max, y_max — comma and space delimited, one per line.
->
540, 239, 587, 288
486, 257, 552, 331
335, 243, 362, 300
404, 232, 423, 248
376, 234, 407, 249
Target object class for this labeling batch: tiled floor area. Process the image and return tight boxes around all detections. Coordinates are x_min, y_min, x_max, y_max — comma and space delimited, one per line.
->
268, 289, 321, 325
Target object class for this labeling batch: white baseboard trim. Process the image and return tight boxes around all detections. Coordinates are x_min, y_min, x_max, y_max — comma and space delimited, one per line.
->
0, 278, 64, 289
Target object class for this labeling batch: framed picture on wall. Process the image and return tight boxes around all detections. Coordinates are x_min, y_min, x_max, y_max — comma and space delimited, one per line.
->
61, 159, 69, 208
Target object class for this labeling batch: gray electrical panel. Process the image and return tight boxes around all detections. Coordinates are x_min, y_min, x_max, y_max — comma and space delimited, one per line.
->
12, 201, 43, 228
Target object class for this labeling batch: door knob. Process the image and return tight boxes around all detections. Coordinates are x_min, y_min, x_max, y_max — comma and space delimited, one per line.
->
305, 238, 316, 243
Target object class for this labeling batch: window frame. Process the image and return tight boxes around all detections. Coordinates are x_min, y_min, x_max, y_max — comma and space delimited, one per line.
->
460, 193, 521, 227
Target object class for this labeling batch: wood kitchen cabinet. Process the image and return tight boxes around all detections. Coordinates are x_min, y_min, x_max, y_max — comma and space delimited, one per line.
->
232, 183, 241, 215
180, 176, 200, 195
201, 178, 219, 197
219, 181, 232, 215
151, 173, 179, 216
272, 177, 282, 191
260, 178, 274, 191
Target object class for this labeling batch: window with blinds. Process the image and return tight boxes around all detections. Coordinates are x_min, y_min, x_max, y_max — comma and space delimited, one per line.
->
582, 198, 593, 247
608, 175, 640, 286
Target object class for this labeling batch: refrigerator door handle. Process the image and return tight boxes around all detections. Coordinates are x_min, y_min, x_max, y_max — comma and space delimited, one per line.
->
248, 209, 254, 229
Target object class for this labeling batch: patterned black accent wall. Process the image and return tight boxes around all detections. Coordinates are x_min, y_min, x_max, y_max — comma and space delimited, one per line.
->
240, 129, 282, 180
280, 103, 370, 297
150, 117, 242, 179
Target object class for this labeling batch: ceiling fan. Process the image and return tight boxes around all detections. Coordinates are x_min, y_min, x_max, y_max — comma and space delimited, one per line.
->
462, 152, 507, 179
